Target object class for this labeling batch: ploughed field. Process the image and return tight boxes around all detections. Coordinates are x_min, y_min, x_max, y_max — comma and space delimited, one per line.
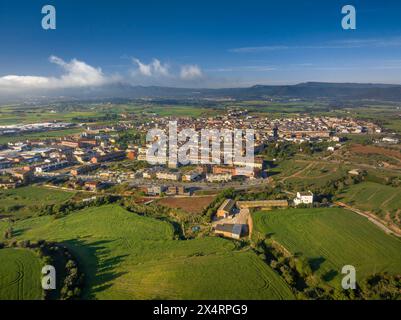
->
0, 248, 43, 300
252, 208, 401, 288
0, 205, 294, 300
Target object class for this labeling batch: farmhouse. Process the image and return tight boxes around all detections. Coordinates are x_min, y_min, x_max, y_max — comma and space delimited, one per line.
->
214, 223, 247, 239
216, 199, 235, 218
293, 191, 314, 206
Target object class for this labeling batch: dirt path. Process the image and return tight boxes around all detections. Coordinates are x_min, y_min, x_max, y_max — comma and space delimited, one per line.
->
335, 201, 401, 238
280, 162, 315, 182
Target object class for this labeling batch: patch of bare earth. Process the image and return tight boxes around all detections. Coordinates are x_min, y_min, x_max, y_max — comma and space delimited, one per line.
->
157, 196, 216, 214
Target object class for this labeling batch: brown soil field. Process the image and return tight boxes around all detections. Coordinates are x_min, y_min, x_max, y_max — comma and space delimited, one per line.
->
157, 196, 215, 214
351, 144, 401, 161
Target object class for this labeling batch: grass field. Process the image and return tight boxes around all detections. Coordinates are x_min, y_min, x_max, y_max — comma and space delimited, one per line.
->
0, 128, 84, 144
274, 160, 347, 187
253, 208, 401, 288
0, 204, 294, 299
0, 248, 43, 300
0, 186, 76, 217
337, 182, 401, 225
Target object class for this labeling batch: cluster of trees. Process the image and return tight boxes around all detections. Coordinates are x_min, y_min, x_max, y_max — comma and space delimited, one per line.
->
116, 131, 145, 149
0, 239, 85, 300
35, 241, 84, 300
263, 141, 332, 160
39, 195, 120, 218
253, 235, 401, 300
3, 227, 13, 239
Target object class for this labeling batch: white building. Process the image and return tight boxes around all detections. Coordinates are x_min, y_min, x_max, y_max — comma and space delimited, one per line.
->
294, 191, 314, 206
382, 137, 399, 144
156, 171, 181, 181
206, 173, 232, 183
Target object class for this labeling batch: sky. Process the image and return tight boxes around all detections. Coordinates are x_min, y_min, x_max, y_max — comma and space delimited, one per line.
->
1, 0, 401, 93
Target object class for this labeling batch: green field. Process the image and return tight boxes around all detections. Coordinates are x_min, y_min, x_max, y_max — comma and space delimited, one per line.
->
273, 160, 347, 188
0, 248, 43, 300
0, 205, 294, 299
0, 128, 84, 144
0, 186, 76, 217
253, 208, 401, 288
337, 182, 401, 225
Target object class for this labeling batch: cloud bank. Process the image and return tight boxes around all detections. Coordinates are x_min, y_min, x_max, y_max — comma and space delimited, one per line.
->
0, 56, 110, 92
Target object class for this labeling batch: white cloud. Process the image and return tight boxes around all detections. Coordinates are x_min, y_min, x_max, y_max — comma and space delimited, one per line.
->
229, 37, 401, 53
0, 56, 110, 92
133, 58, 169, 77
180, 65, 203, 80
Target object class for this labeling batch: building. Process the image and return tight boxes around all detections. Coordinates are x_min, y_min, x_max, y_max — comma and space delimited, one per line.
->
156, 171, 181, 181
206, 173, 232, 183
35, 161, 70, 173
293, 191, 314, 206
166, 186, 188, 196
182, 171, 202, 182
382, 137, 399, 144
84, 181, 100, 191
91, 151, 126, 164
12, 168, 34, 183
216, 199, 236, 218
214, 224, 246, 239
71, 164, 100, 176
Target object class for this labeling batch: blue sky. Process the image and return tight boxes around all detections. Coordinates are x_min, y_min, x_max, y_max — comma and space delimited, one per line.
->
1, 0, 401, 91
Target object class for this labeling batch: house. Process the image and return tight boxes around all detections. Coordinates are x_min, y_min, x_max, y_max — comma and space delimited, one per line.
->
71, 164, 100, 176
91, 151, 126, 164
144, 185, 166, 196
214, 224, 246, 239
294, 191, 314, 206
206, 173, 232, 183
348, 169, 361, 176
84, 181, 100, 191
382, 137, 399, 144
182, 171, 202, 182
216, 199, 236, 218
156, 171, 181, 181
166, 186, 188, 196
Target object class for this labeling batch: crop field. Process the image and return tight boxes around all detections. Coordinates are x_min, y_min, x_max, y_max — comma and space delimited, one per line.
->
0, 186, 76, 217
252, 208, 401, 288
351, 144, 401, 162
0, 205, 294, 300
156, 196, 215, 214
0, 128, 85, 144
275, 160, 347, 187
337, 182, 401, 225
0, 248, 43, 300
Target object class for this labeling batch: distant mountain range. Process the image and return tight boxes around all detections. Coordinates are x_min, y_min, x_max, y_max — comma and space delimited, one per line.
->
3, 82, 401, 103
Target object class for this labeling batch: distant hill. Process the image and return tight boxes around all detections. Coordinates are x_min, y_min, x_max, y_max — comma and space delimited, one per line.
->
3, 82, 401, 103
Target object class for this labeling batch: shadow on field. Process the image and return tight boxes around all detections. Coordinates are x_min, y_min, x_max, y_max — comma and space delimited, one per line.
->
308, 256, 326, 272
322, 269, 339, 282
62, 238, 128, 299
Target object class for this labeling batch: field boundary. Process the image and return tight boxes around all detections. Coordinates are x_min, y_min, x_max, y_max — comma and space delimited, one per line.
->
335, 201, 401, 238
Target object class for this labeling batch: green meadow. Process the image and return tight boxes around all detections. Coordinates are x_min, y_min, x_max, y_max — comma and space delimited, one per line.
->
0, 205, 294, 300
252, 208, 401, 288
0, 248, 43, 300
336, 182, 401, 226
0, 186, 76, 218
